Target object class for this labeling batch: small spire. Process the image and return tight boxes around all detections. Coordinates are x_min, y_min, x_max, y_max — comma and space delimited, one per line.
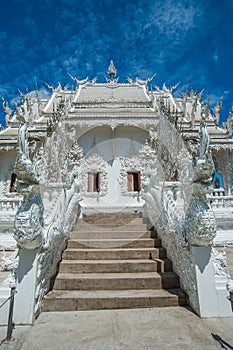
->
107, 60, 117, 80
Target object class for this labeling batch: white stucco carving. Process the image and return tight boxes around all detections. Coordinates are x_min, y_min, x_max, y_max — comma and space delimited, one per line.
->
35, 223, 66, 316
79, 151, 108, 197
119, 139, 157, 196
1, 249, 19, 271
142, 113, 218, 313
14, 187, 44, 249
184, 184, 216, 247
212, 247, 228, 277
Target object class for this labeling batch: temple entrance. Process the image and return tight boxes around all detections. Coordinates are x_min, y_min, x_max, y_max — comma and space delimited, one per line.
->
77, 126, 148, 213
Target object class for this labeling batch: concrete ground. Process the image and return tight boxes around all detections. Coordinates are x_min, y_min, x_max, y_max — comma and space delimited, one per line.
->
0, 307, 233, 350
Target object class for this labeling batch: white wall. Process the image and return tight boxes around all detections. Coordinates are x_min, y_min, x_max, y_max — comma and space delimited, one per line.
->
77, 125, 148, 161
78, 126, 148, 212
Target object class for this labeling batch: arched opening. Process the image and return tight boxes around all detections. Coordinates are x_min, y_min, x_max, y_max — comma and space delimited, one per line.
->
212, 170, 224, 189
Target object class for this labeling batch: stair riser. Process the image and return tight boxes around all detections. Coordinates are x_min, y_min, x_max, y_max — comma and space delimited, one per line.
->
74, 224, 148, 231
62, 249, 166, 260
70, 231, 156, 239
59, 261, 172, 274
43, 295, 186, 312
78, 218, 145, 223
54, 276, 179, 290
67, 239, 161, 249
82, 214, 142, 219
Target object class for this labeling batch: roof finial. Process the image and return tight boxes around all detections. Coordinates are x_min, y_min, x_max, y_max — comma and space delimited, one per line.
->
107, 60, 117, 80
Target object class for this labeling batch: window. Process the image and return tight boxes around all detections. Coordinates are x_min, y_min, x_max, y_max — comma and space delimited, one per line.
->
9, 173, 17, 193
127, 171, 141, 192
88, 171, 100, 192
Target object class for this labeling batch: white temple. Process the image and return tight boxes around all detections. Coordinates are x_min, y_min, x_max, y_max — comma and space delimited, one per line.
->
0, 61, 233, 324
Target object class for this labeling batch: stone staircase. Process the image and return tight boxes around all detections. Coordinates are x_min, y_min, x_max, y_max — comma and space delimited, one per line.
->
43, 213, 187, 311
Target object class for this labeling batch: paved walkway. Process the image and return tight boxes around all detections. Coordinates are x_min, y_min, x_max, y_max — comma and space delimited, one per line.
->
0, 307, 233, 350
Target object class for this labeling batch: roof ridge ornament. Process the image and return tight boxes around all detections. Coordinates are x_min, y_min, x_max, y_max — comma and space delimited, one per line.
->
107, 60, 117, 80
135, 74, 156, 86
162, 82, 180, 94
106, 60, 119, 87
213, 95, 223, 126
68, 73, 89, 88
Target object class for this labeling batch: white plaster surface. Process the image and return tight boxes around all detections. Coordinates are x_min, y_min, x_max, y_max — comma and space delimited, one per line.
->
192, 246, 232, 317
13, 249, 38, 325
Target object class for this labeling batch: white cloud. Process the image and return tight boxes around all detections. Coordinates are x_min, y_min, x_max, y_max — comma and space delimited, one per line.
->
147, 0, 201, 34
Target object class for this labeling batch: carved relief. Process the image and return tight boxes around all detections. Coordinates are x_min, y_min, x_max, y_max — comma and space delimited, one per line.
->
119, 140, 157, 196
35, 179, 81, 316
78, 151, 108, 197
14, 187, 44, 249
1, 249, 19, 271
68, 142, 84, 168
142, 114, 218, 314
157, 117, 183, 181
44, 123, 72, 183
212, 247, 228, 277
184, 184, 216, 247
35, 224, 66, 316
143, 184, 199, 312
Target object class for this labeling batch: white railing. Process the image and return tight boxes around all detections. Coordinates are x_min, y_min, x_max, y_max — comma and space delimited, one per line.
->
1, 177, 82, 324
209, 189, 233, 209
33, 179, 81, 319
0, 197, 23, 212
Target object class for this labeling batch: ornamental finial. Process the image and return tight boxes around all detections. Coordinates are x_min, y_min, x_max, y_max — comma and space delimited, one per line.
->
107, 60, 117, 80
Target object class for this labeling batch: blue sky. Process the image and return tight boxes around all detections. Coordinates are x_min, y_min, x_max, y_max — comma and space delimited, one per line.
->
0, 0, 233, 126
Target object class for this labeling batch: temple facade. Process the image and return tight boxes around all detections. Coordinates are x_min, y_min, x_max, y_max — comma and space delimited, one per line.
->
0, 61, 233, 323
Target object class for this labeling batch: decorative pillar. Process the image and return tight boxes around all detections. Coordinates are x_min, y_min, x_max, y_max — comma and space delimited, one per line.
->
14, 249, 38, 324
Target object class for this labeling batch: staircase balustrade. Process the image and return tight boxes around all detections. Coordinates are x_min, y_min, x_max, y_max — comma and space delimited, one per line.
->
143, 180, 233, 317
12, 178, 82, 324
208, 189, 233, 209
0, 197, 22, 212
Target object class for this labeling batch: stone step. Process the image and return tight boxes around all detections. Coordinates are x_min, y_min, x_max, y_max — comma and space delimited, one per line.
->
54, 271, 179, 290
70, 230, 156, 239
67, 238, 161, 249
78, 221, 145, 227
45, 212, 186, 313
43, 288, 187, 312
78, 216, 144, 224
82, 213, 142, 220
80, 215, 144, 220
62, 247, 166, 260
59, 259, 172, 274
74, 222, 148, 230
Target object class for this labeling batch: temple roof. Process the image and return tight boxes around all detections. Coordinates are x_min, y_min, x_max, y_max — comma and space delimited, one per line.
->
0, 61, 232, 148
73, 83, 151, 105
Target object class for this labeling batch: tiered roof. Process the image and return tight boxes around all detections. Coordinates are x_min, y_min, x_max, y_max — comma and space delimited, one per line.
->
0, 61, 232, 150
